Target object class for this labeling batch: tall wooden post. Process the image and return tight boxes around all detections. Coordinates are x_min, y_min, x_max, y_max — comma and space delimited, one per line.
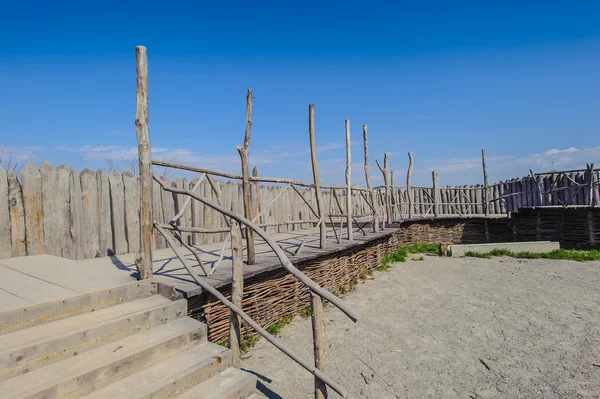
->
377, 153, 391, 224
345, 120, 353, 240
252, 166, 260, 225
482, 149, 489, 217
407, 152, 414, 220
229, 219, 243, 367
363, 125, 379, 232
391, 170, 396, 221
432, 170, 439, 217
309, 105, 326, 249
588, 163, 595, 206
238, 89, 255, 264
311, 292, 327, 399
135, 45, 153, 280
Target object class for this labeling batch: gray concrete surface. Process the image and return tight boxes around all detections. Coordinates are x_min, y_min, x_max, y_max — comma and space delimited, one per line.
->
242, 255, 600, 398
449, 241, 560, 257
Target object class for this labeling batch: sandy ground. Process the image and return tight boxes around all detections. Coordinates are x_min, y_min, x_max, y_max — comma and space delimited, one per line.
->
241, 255, 600, 398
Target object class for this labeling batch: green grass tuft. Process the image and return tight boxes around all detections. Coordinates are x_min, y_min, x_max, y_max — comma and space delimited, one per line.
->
266, 314, 294, 336
377, 243, 440, 271
464, 248, 600, 262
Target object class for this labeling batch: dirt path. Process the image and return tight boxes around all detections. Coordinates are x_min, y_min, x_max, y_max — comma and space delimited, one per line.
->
241, 255, 600, 398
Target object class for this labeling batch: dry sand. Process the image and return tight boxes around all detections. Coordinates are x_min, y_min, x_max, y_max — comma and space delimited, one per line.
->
241, 255, 600, 398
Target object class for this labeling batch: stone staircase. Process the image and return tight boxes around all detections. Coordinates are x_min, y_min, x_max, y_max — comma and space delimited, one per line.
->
0, 279, 263, 399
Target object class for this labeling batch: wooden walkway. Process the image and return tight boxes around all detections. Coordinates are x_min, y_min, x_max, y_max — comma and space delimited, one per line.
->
0, 225, 398, 311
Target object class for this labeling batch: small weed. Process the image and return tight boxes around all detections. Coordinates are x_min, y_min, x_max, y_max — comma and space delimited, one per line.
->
240, 334, 258, 353
300, 307, 312, 318
266, 314, 294, 336
414, 256, 425, 261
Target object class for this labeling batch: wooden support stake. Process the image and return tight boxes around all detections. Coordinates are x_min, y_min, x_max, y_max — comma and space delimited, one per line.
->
363, 125, 379, 232
407, 152, 414, 219
482, 149, 490, 217
238, 89, 255, 264
309, 104, 326, 249
432, 170, 439, 217
229, 219, 243, 367
345, 120, 353, 240
376, 152, 391, 224
588, 163, 595, 206
311, 292, 328, 399
390, 170, 396, 220
135, 45, 153, 280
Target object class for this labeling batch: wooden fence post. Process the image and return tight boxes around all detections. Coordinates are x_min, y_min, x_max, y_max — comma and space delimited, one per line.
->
407, 152, 414, 219
391, 170, 396, 220
309, 105, 326, 249
238, 89, 255, 264
311, 292, 327, 399
345, 120, 353, 240
135, 45, 153, 280
587, 163, 595, 206
363, 125, 379, 232
376, 153, 391, 224
530, 169, 542, 207
229, 219, 243, 367
432, 170, 439, 217
482, 149, 489, 217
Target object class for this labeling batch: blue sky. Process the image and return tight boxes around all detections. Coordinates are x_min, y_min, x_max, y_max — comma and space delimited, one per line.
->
1, 1, 599, 186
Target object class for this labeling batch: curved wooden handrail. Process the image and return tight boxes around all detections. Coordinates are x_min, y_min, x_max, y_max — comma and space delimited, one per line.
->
153, 173, 358, 323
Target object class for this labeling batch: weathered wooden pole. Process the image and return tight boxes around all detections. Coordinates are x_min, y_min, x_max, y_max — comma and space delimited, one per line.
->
311, 292, 327, 399
363, 125, 379, 232
345, 120, 353, 240
135, 45, 153, 280
252, 166, 260, 224
391, 170, 396, 221
407, 152, 414, 220
588, 163, 595, 206
309, 105, 326, 248
376, 153, 391, 224
432, 170, 439, 217
482, 149, 489, 217
530, 169, 542, 206
238, 89, 255, 264
229, 219, 244, 367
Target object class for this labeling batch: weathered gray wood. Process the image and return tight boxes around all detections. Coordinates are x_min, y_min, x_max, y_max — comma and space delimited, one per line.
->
123, 171, 140, 254
376, 152, 391, 223
21, 162, 44, 255
309, 104, 326, 249
481, 149, 489, 216
190, 178, 203, 245
203, 179, 213, 244
108, 169, 127, 255
0, 167, 11, 259
152, 179, 165, 248
69, 167, 85, 260
311, 292, 327, 399
80, 168, 100, 258
239, 89, 256, 264
229, 220, 243, 367
407, 152, 414, 219
432, 171, 439, 217
345, 120, 352, 240
362, 125, 379, 232
39, 162, 60, 257
96, 170, 113, 255
135, 45, 154, 280
55, 166, 71, 258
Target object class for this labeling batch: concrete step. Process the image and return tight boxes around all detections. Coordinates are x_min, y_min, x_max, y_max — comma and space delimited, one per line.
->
174, 367, 257, 399
0, 316, 206, 399
0, 279, 157, 334
80, 342, 232, 399
0, 295, 187, 382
